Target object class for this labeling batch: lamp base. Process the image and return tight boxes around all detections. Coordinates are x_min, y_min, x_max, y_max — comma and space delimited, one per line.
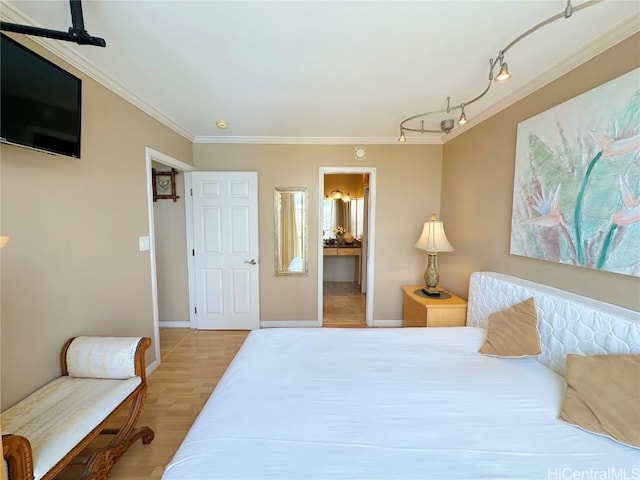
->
421, 287, 441, 297
423, 253, 439, 293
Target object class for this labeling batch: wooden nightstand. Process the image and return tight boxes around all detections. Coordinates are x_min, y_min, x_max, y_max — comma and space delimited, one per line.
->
402, 285, 467, 327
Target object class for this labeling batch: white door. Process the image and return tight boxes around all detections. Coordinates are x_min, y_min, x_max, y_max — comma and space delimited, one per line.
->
192, 172, 260, 329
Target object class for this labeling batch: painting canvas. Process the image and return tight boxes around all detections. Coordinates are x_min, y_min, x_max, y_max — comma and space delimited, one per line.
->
510, 68, 640, 277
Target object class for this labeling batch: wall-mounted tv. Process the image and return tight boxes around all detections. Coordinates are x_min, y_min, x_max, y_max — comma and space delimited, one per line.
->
1, 33, 82, 158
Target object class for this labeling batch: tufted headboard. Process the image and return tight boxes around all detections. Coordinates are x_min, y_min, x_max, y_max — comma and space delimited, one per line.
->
466, 272, 640, 376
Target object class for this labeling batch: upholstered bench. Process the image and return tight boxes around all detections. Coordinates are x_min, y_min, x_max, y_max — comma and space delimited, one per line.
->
2, 336, 154, 480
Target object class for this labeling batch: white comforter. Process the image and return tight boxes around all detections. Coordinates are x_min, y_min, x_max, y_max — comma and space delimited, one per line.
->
163, 327, 639, 480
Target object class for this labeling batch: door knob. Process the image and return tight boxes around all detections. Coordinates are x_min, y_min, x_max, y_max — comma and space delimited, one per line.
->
244, 259, 257, 265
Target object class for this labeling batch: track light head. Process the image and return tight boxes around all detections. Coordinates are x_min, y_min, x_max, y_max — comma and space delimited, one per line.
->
457, 104, 467, 125
495, 62, 511, 82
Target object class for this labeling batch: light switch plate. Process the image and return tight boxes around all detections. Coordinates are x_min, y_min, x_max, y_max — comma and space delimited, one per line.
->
139, 236, 150, 251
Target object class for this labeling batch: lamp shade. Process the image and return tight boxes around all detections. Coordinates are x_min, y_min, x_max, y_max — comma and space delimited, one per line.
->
0, 236, 9, 248
414, 215, 454, 253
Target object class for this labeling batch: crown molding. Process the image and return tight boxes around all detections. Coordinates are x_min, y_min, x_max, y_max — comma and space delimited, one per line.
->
0, 2, 195, 142
2, 2, 636, 147
192, 135, 442, 145
444, 13, 640, 143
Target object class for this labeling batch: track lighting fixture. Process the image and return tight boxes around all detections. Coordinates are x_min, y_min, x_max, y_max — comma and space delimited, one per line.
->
494, 51, 511, 82
440, 119, 455, 133
565, 0, 573, 18
495, 63, 511, 82
458, 104, 468, 125
398, 0, 600, 141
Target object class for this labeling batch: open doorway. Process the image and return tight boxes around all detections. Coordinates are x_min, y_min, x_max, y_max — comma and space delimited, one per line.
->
318, 167, 376, 327
145, 148, 194, 371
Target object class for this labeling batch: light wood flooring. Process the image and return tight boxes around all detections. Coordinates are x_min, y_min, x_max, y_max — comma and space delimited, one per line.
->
323, 281, 367, 328
53, 287, 365, 478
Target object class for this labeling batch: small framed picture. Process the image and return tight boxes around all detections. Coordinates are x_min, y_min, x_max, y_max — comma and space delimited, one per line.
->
152, 168, 180, 202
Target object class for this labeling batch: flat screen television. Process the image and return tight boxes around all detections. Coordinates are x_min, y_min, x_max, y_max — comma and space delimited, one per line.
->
1, 33, 82, 158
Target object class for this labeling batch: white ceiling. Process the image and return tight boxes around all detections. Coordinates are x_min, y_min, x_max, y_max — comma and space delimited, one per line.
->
2, 1, 639, 144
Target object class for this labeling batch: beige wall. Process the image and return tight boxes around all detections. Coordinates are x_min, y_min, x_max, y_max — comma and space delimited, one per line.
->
0, 36, 193, 410
440, 34, 640, 311
4, 26, 634, 413
152, 162, 190, 322
194, 144, 442, 321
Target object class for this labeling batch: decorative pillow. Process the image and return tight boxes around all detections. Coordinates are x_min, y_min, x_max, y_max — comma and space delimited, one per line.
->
559, 354, 640, 449
66, 336, 141, 379
478, 297, 541, 357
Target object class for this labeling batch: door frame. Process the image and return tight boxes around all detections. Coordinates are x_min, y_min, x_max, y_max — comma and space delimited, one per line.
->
145, 147, 194, 373
318, 166, 376, 327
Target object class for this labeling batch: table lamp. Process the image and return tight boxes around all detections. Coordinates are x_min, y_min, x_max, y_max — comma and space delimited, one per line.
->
414, 214, 454, 296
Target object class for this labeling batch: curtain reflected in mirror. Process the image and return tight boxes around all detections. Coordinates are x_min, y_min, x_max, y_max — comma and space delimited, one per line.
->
274, 188, 308, 276
322, 198, 365, 242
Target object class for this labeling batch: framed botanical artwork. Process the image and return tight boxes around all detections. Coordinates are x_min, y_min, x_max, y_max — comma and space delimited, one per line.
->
152, 168, 180, 202
510, 68, 639, 277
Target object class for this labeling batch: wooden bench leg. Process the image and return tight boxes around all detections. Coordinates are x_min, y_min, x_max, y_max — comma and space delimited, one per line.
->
2, 434, 34, 480
80, 385, 154, 480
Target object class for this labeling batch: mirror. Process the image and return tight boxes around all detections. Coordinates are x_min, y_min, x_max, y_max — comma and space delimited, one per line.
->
322, 197, 365, 243
274, 187, 308, 276
322, 174, 367, 244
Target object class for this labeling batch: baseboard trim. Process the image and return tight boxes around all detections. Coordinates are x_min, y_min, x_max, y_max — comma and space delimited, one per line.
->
372, 319, 403, 328
159, 320, 191, 328
146, 359, 160, 377
260, 320, 320, 328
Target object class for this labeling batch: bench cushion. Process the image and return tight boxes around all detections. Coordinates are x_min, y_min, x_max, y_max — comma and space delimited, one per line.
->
66, 336, 141, 379
1, 376, 140, 480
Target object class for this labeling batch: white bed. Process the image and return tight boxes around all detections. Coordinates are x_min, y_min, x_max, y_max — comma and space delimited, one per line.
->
163, 272, 640, 480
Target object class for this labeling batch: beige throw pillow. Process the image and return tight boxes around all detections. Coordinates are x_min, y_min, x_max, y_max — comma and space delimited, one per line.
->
559, 354, 640, 449
478, 297, 541, 357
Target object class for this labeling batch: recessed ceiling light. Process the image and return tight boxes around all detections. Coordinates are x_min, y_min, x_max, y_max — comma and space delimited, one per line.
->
216, 120, 228, 129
